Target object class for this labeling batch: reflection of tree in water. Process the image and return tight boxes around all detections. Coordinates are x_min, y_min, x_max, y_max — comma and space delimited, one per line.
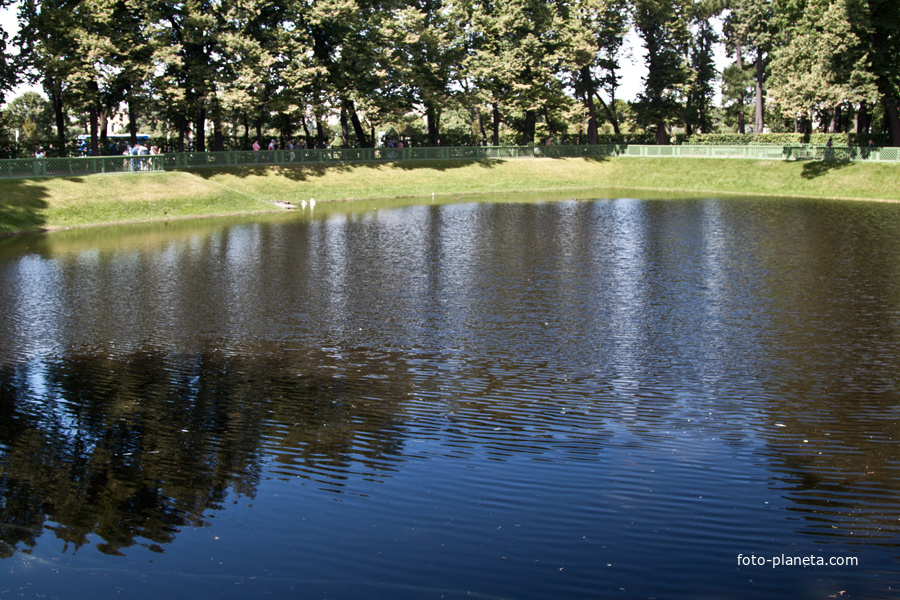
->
0, 349, 410, 558
763, 386, 900, 545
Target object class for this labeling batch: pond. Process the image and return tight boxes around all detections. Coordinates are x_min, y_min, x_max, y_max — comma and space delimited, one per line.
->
0, 194, 898, 599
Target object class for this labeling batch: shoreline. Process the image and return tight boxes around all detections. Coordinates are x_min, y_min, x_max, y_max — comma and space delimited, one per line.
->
2, 157, 899, 236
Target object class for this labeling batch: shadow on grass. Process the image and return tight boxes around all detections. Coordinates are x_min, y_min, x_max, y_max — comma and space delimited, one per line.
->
389, 158, 507, 171
801, 159, 855, 180
178, 157, 539, 181
0, 178, 51, 236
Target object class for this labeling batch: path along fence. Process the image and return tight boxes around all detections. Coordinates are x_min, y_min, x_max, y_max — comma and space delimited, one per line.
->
1, 143, 898, 180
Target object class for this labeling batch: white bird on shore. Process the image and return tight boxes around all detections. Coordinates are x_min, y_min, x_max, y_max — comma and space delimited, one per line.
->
301, 200, 307, 209
310, 198, 316, 209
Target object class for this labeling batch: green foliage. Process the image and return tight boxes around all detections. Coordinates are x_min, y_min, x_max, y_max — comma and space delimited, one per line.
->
6, 0, 900, 150
632, 0, 692, 143
768, 0, 879, 116
1, 92, 53, 141
564, 0, 630, 137
720, 62, 753, 131
0, 6, 15, 106
683, 18, 718, 135
685, 132, 894, 146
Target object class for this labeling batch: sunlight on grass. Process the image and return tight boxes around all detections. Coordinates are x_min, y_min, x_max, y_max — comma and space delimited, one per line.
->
2, 157, 898, 235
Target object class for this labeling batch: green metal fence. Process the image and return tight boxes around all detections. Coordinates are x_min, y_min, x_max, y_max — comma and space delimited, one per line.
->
2, 144, 899, 180
0, 154, 165, 179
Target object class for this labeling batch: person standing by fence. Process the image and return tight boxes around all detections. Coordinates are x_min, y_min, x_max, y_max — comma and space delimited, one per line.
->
33, 146, 45, 175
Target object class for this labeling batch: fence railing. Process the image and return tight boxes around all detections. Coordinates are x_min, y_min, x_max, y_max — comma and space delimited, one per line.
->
0, 155, 165, 179
2, 144, 899, 180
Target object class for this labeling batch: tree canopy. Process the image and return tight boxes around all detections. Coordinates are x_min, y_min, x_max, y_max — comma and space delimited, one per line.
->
2, 0, 900, 152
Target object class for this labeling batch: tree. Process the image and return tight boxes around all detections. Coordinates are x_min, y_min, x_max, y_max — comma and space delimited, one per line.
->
1, 91, 52, 141
17, 0, 80, 155
0, 0, 17, 106
683, 7, 720, 135
285, 0, 401, 148
17, 0, 156, 156
563, 0, 629, 141
862, 0, 900, 144
388, 0, 466, 146
720, 61, 753, 132
213, 0, 292, 150
725, 0, 774, 133
768, 0, 880, 137
147, 0, 220, 152
633, 0, 691, 144
464, 0, 569, 145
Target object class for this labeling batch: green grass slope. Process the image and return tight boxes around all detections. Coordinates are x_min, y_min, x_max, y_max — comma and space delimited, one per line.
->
1, 157, 898, 235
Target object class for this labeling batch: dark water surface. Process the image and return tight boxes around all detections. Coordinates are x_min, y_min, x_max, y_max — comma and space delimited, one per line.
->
1, 196, 899, 599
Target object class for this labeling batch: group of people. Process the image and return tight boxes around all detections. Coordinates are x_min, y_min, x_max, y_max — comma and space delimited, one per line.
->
252, 138, 310, 151
122, 140, 160, 170
253, 137, 419, 151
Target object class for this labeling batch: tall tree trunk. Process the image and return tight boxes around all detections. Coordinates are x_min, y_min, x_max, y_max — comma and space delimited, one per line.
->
593, 92, 620, 135
89, 99, 99, 157
581, 65, 598, 145
214, 125, 224, 152
300, 115, 313, 148
477, 107, 487, 145
351, 111, 368, 147
522, 110, 536, 145
316, 113, 328, 148
280, 115, 293, 142
213, 116, 224, 152
209, 96, 225, 151
177, 114, 187, 153
655, 121, 667, 145
426, 102, 440, 145
754, 48, 764, 133
832, 105, 842, 133
543, 108, 553, 144
343, 98, 370, 147
125, 87, 137, 146
885, 97, 900, 146
857, 103, 870, 134
99, 106, 109, 155
50, 83, 66, 157
492, 102, 500, 146
735, 44, 746, 135
194, 106, 206, 152
339, 105, 350, 147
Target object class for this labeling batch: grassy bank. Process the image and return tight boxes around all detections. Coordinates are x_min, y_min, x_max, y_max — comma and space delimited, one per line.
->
2, 156, 899, 235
